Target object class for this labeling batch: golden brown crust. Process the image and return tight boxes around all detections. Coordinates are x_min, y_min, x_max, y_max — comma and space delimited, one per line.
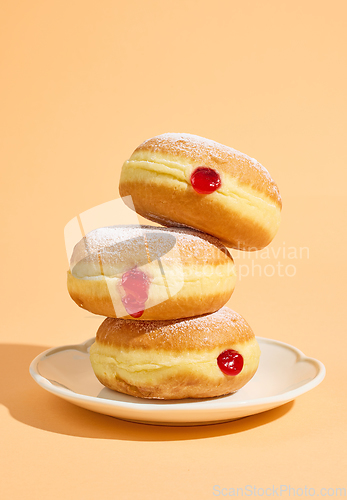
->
67, 225, 236, 320
96, 308, 254, 351
90, 307, 261, 399
92, 370, 252, 400
120, 182, 276, 250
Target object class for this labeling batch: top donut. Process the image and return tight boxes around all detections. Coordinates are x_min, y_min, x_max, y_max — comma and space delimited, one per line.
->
119, 133, 282, 250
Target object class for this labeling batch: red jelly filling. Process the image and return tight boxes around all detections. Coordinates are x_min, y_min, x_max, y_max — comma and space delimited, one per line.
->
217, 349, 244, 376
121, 267, 150, 318
190, 167, 221, 194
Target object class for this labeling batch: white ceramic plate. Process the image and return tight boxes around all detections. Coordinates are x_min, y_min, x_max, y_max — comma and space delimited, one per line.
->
29, 337, 325, 426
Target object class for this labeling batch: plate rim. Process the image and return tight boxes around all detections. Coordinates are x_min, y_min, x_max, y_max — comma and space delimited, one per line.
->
29, 336, 326, 413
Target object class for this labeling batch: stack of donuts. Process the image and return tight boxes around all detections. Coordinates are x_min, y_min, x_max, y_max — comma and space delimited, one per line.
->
67, 133, 282, 399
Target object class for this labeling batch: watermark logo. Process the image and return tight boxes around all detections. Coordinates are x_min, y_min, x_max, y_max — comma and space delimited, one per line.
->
65, 196, 304, 317
212, 484, 346, 497
233, 243, 310, 280
64, 196, 186, 317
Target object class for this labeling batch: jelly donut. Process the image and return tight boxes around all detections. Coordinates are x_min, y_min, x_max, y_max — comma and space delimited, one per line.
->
67, 225, 236, 320
119, 133, 282, 250
89, 307, 261, 399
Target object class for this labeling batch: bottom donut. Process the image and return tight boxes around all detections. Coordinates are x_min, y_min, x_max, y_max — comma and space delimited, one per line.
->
89, 307, 261, 400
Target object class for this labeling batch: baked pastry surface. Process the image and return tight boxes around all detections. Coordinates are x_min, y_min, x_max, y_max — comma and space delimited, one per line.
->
67, 225, 236, 320
119, 133, 282, 250
90, 307, 261, 399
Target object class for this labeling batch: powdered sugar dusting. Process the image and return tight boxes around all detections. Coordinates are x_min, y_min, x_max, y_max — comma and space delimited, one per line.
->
70, 224, 230, 273
70, 226, 149, 272
111, 306, 240, 332
97, 306, 254, 348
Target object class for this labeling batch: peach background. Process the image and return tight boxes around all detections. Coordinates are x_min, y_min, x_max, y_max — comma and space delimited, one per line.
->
1, 1, 346, 498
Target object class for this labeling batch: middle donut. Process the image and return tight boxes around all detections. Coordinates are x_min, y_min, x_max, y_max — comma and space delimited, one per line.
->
67, 225, 236, 321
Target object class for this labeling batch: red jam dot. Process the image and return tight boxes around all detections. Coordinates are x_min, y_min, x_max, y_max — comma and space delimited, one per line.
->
217, 349, 244, 376
121, 267, 150, 318
190, 167, 221, 194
